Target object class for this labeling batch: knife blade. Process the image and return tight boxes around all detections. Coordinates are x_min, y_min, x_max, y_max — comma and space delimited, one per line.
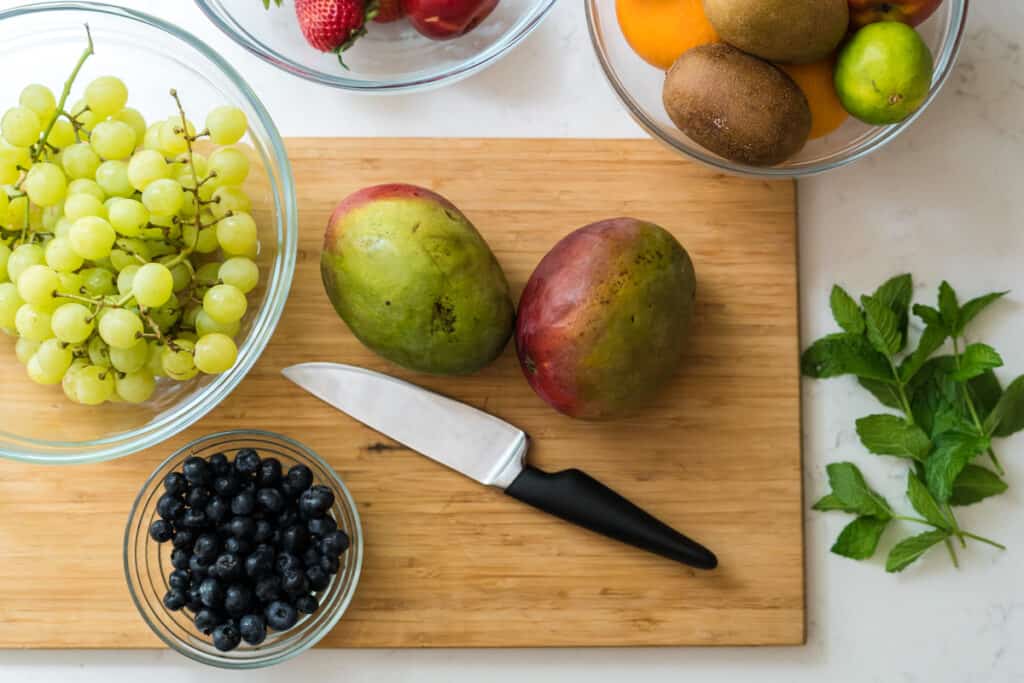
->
283, 362, 717, 570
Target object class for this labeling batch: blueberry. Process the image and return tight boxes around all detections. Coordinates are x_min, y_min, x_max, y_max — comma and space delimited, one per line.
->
305, 566, 330, 592
299, 485, 335, 519
207, 452, 231, 476
148, 519, 174, 543
280, 525, 309, 553
286, 464, 314, 493
320, 530, 350, 557
229, 516, 256, 540
213, 474, 241, 498
182, 456, 211, 486
276, 508, 299, 529
265, 601, 298, 631
295, 594, 319, 615
193, 533, 220, 562
163, 588, 187, 611
199, 577, 224, 609
171, 528, 195, 550
201, 498, 227, 525
256, 488, 285, 514
180, 508, 207, 528
213, 553, 242, 581
224, 584, 253, 617
307, 516, 337, 537
193, 608, 222, 635
186, 585, 204, 611
224, 536, 252, 556
301, 547, 321, 568
275, 552, 302, 576
231, 491, 256, 516
245, 547, 275, 578
239, 614, 267, 645
254, 519, 275, 543
189, 555, 211, 579
254, 576, 282, 604
257, 458, 282, 487
235, 448, 261, 475
319, 554, 340, 574
156, 493, 185, 520
186, 486, 212, 509
281, 568, 309, 595
168, 569, 190, 591
212, 622, 241, 652
163, 472, 188, 496
171, 548, 190, 571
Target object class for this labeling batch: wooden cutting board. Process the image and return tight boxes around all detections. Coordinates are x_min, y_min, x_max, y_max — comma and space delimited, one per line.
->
0, 138, 803, 648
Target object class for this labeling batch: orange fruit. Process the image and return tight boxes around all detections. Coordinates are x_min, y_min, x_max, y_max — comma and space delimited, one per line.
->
616, 0, 719, 70
780, 59, 849, 140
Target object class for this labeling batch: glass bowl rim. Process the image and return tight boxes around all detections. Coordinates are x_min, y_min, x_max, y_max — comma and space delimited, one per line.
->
0, 1, 298, 465
585, 0, 970, 178
193, 0, 559, 93
123, 429, 364, 669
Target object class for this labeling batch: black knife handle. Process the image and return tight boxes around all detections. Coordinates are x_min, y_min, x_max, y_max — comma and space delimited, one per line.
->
504, 466, 718, 570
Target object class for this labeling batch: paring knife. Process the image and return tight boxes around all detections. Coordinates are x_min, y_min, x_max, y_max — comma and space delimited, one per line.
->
282, 362, 717, 570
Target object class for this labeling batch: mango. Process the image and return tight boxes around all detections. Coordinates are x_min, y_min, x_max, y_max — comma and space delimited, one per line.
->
321, 184, 515, 375
515, 218, 696, 419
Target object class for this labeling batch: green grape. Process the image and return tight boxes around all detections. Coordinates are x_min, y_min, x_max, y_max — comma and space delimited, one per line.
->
0, 282, 23, 328
75, 365, 115, 405
109, 249, 135, 273
2, 106, 42, 147
195, 309, 240, 338
80, 267, 116, 296
0, 138, 29, 166
55, 271, 83, 300
210, 185, 251, 218
90, 121, 137, 161
206, 106, 247, 145
149, 299, 182, 333
116, 368, 156, 403
207, 147, 249, 186
193, 333, 237, 374
84, 76, 128, 118
117, 237, 151, 261
161, 339, 197, 381
16, 264, 60, 306
34, 338, 73, 380
87, 334, 112, 367
216, 212, 258, 256
218, 257, 259, 294
69, 216, 116, 260
175, 151, 209, 180
107, 198, 149, 237
141, 178, 184, 216
146, 239, 179, 258
203, 284, 247, 325
112, 107, 146, 142
42, 204, 62, 231
197, 227, 220, 254
0, 192, 9, 224
110, 339, 149, 373
45, 237, 84, 273
15, 304, 53, 341
5, 195, 27, 230
64, 193, 106, 221
98, 307, 143, 349
14, 336, 39, 364
61, 361, 84, 403
132, 262, 174, 308
167, 261, 191, 292
195, 262, 222, 285
95, 160, 134, 197
46, 118, 76, 149
117, 264, 140, 295
19, 84, 56, 120
54, 217, 74, 238
62, 142, 101, 180
67, 178, 106, 200
157, 117, 193, 157
23, 162, 68, 207
7, 243, 45, 282
0, 243, 10, 282
51, 302, 94, 343
176, 331, 198, 343
127, 149, 169, 190
146, 340, 167, 377
0, 161, 18, 184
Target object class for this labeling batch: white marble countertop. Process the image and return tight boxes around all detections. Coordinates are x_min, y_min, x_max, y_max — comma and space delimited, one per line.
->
2, 1, 1023, 681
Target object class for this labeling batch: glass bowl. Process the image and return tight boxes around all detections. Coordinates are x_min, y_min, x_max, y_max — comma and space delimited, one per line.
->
195, 0, 557, 92
0, 2, 297, 464
124, 430, 363, 669
587, 0, 968, 177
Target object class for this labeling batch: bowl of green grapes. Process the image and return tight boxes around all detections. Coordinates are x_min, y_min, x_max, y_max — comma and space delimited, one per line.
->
0, 3, 297, 464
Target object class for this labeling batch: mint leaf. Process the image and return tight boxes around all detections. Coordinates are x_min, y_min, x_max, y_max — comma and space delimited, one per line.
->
859, 378, 904, 410
956, 291, 1008, 335
862, 295, 903, 356
832, 516, 890, 560
913, 304, 945, 330
950, 343, 1003, 382
855, 414, 932, 462
886, 530, 950, 573
825, 462, 892, 519
984, 375, 1024, 437
925, 430, 990, 502
830, 285, 865, 335
812, 493, 850, 512
900, 325, 947, 383
968, 370, 1003, 422
907, 357, 964, 437
801, 333, 893, 382
873, 274, 913, 346
906, 473, 950, 529
950, 465, 1008, 506
938, 281, 960, 332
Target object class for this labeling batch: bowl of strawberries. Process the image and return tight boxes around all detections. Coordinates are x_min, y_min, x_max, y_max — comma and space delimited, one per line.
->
195, 0, 557, 92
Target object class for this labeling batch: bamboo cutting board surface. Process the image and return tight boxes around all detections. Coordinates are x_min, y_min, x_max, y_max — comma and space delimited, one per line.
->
0, 138, 803, 648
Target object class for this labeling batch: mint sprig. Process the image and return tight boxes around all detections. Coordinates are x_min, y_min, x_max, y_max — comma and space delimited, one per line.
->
804, 276, 1019, 573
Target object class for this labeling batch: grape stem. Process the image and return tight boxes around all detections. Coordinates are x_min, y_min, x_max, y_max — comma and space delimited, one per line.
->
163, 89, 203, 269
138, 305, 178, 351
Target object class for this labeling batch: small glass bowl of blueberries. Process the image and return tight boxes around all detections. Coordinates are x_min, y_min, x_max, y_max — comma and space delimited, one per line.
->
124, 430, 363, 668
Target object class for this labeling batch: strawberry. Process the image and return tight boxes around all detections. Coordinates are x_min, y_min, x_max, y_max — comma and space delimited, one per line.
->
294, 0, 376, 65
373, 0, 404, 22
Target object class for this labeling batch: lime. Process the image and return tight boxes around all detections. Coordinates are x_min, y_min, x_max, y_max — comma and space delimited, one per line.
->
834, 21, 934, 125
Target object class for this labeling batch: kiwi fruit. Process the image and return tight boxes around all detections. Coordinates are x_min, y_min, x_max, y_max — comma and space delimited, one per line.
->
662, 44, 812, 167
702, 0, 849, 64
